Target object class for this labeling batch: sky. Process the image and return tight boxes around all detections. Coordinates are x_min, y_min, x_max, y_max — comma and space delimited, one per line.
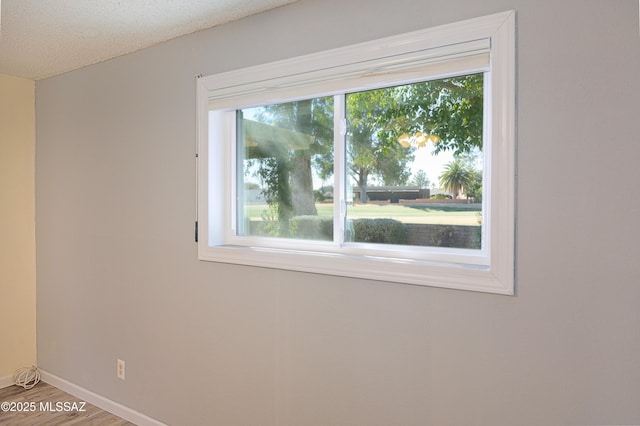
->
409, 146, 455, 188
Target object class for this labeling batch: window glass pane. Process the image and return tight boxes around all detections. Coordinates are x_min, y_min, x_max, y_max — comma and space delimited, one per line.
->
236, 97, 334, 240
345, 74, 484, 249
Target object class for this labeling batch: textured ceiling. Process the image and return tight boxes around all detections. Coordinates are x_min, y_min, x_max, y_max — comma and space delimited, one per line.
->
0, 0, 297, 80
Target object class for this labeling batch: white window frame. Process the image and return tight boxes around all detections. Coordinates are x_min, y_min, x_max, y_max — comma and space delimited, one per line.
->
196, 11, 515, 295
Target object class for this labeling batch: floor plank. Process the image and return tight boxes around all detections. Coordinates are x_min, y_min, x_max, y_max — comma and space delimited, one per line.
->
0, 382, 135, 426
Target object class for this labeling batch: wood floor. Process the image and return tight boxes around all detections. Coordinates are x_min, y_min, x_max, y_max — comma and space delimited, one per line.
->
0, 382, 135, 425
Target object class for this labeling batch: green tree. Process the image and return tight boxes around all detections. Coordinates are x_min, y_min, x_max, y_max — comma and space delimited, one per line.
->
411, 170, 431, 188
350, 73, 484, 203
255, 156, 294, 236
250, 97, 334, 220
464, 169, 483, 202
246, 72, 484, 219
439, 159, 474, 199
346, 87, 414, 203
393, 74, 484, 155
456, 148, 482, 202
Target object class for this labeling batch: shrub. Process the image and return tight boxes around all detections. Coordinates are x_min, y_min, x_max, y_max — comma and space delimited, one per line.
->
429, 225, 457, 247
429, 193, 452, 199
350, 218, 407, 244
313, 190, 326, 202
291, 216, 333, 240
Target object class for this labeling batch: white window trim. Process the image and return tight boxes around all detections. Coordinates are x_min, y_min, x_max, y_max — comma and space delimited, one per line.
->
196, 11, 515, 295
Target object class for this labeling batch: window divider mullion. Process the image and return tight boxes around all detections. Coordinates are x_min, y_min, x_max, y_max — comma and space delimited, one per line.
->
333, 94, 346, 247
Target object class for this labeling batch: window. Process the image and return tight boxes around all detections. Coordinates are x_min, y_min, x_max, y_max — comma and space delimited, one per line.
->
197, 11, 515, 294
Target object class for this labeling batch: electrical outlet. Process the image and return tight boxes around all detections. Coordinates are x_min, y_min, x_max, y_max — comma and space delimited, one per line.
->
117, 359, 125, 380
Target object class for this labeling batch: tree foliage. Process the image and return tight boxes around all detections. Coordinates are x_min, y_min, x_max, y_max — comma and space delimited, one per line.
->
411, 170, 431, 188
455, 148, 483, 202
393, 74, 484, 155
346, 87, 414, 202
247, 97, 334, 219
244, 72, 484, 230
346, 73, 483, 202
438, 159, 475, 200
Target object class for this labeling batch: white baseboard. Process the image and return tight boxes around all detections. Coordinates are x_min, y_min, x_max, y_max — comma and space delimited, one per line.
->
40, 370, 167, 426
0, 375, 13, 389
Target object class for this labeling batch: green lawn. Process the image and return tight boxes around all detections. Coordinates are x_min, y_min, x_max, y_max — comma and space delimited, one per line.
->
244, 203, 481, 226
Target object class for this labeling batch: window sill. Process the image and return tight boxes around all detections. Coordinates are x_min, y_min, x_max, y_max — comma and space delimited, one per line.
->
199, 244, 513, 295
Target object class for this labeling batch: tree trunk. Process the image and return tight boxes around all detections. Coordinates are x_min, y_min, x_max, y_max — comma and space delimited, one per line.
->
291, 151, 317, 215
358, 171, 368, 204
291, 100, 318, 216
276, 157, 292, 237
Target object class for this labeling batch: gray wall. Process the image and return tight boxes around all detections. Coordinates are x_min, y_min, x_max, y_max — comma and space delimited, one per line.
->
35, 0, 640, 424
